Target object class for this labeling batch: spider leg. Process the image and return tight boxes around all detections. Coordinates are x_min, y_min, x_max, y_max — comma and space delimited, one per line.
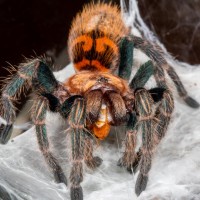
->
0, 61, 35, 143
69, 98, 85, 200
134, 88, 155, 196
153, 67, 174, 143
119, 60, 157, 173
165, 65, 199, 108
129, 60, 154, 89
84, 135, 102, 169
131, 36, 199, 108
32, 97, 68, 185
0, 58, 59, 144
117, 112, 139, 173
154, 90, 174, 144
118, 36, 134, 80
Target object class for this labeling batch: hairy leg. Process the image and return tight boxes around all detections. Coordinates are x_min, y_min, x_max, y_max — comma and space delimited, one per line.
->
118, 112, 139, 173
134, 87, 174, 196
0, 58, 59, 144
165, 64, 199, 108
134, 88, 154, 196
153, 66, 175, 142
154, 90, 174, 143
131, 36, 199, 108
32, 97, 67, 185
118, 36, 134, 80
69, 98, 85, 200
84, 135, 102, 169
0, 61, 35, 143
119, 60, 157, 173
129, 60, 154, 89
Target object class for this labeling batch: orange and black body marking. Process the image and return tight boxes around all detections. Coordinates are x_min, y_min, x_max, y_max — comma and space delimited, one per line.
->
68, 3, 129, 140
68, 3, 128, 73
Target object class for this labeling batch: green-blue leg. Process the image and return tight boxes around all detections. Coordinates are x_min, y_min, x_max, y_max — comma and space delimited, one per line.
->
118, 36, 134, 80
131, 35, 199, 108
0, 61, 35, 144
117, 112, 139, 173
32, 98, 67, 185
153, 66, 174, 142
134, 89, 154, 196
69, 98, 85, 200
0, 58, 58, 144
154, 90, 174, 143
130, 60, 165, 102
129, 60, 154, 89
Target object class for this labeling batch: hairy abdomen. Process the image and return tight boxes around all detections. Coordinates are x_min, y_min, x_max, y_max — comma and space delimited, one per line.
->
68, 3, 128, 73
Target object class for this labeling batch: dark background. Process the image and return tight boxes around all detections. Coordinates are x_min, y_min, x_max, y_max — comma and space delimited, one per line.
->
1, 0, 200, 73
0, 0, 200, 94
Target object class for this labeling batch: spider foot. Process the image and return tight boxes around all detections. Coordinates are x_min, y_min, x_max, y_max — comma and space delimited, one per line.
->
117, 157, 139, 174
184, 96, 200, 108
135, 173, 148, 196
127, 159, 140, 174
117, 158, 127, 168
53, 171, 68, 186
0, 124, 13, 144
70, 186, 83, 200
85, 156, 103, 169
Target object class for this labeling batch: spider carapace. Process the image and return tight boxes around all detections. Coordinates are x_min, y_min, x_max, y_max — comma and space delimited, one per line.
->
0, 3, 199, 200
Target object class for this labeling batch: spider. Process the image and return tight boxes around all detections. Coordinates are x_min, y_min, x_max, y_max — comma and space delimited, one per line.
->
0, 2, 199, 200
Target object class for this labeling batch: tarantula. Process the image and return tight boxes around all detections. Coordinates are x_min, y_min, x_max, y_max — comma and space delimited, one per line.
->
0, 3, 199, 200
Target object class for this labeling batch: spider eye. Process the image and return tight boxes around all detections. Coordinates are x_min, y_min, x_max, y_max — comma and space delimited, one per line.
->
97, 76, 108, 83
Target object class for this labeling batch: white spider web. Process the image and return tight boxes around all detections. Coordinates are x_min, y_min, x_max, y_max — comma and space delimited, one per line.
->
0, 1, 200, 200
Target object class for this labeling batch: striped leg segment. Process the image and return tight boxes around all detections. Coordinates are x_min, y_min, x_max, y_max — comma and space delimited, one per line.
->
131, 36, 199, 108
134, 88, 154, 196
84, 135, 102, 169
0, 60, 36, 144
32, 98, 67, 185
154, 90, 174, 143
69, 98, 85, 200
133, 85, 174, 196
0, 58, 58, 144
153, 67, 174, 143
118, 112, 139, 173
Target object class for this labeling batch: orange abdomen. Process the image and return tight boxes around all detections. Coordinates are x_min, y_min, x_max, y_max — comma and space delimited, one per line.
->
68, 3, 128, 73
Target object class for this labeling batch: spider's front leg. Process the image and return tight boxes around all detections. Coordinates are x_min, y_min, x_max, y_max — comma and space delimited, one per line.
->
0, 58, 69, 185
118, 60, 155, 173
69, 98, 86, 200
134, 88, 155, 196
153, 66, 174, 143
32, 97, 68, 185
117, 112, 140, 173
0, 58, 58, 144
0, 60, 35, 143
133, 86, 174, 196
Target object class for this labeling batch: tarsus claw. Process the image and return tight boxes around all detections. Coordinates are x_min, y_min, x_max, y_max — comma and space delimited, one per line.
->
0, 124, 13, 144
